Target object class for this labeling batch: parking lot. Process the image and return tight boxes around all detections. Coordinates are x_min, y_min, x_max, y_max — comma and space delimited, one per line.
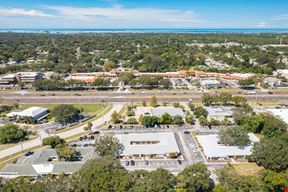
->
183, 132, 205, 163
38, 122, 65, 134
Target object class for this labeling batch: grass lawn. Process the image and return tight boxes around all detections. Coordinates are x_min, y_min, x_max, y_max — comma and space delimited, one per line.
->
248, 101, 283, 109
18, 103, 106, 115
232, 163, 263, 176
268, 88, 288, 92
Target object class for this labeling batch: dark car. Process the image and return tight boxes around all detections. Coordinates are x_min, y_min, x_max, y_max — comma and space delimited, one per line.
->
24, 151, 34, 156
130, 160, 135, 166
125, 161, 130, 166
144, 160, 149, 165
178, 160, 182, 165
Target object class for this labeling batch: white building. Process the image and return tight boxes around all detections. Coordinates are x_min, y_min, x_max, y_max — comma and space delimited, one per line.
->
7, 107, 48, 122
266, 108, 288, 125
151, 107, 185, 118
200, 79, 221, 88
197, 133, 259, 160
263, 77, 282, 88
274, 69, 288, 79
114, 132, 180, 158
203, 106, 233, 121
0, 74, 18, 84
17, 72, 44, 83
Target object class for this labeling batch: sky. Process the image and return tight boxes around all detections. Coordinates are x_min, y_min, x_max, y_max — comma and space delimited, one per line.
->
0, 0, 288, 29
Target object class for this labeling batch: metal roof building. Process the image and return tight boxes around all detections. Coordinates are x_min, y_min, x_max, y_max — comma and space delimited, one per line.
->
266, 108, 288, 125
115, 132, 180, 157
151, 107, 185, 118
196, 133, 259, 160
7, 107, 48, 122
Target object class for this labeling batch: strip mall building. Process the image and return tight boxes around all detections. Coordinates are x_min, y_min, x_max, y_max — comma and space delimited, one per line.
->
66, 69, 256, 83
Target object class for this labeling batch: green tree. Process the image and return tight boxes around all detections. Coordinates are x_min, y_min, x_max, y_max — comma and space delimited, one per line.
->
185, 115, 195, 125
129, 168, 176, 192
188, 103, 195, 111
56, 144, 78, 161
51, 104, 80, 123
174, 115, 184, 126
219, 93, 233, 105
0, 123, 27, 144
141, 116, 160, 127
250, 137, 288, 171
232, 104, 254, 125
216, 165, 265, 192
150, 96, 158, 107
71, 156, 130, 192
111, 111, 122, 124
84, 122, 93, 131
177, 163, 211, 192
202, 94, 218, 106
95, 135, 124, 157
259, 169, 288, 192
173, 102, 180, 108
160, 113, 173, 124
219, 126, 250, 146
42, 136, 66, 148
260, 113, 287, 138
241, 115, 264, 133
232, 96, 247, 106
194, 106, 208, 118
198, 116, 208, 126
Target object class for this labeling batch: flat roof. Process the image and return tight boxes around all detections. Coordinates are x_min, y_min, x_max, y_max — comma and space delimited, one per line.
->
266, 108, 288, 124
115, 132, 180, 156
204, 106, 233, 117
197, 133, 259, 158
151, 107, 185, 118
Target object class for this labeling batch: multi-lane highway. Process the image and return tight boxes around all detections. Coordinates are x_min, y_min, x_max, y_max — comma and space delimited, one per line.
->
1, 91, 288, 104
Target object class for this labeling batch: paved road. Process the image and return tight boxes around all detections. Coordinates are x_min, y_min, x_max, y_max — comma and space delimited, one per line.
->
1, 93, 288, 103
0, 103, 124, 160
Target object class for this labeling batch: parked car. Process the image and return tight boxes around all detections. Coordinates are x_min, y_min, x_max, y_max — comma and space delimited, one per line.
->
130, 160, 135, 166
144, 160, 149, 165
24, 151, 34, 156
125, 161, 130, 166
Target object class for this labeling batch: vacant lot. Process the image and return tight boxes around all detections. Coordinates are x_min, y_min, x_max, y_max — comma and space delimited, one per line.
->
233, 163, 263, 176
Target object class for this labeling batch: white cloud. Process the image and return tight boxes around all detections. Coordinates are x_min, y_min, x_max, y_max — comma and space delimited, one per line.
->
272, 14, 288, 21
0, 8, 53, 17
44, 5, 201, 25
256, 22, 269, 28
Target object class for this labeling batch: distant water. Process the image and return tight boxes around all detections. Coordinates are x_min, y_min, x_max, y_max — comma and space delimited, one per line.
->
0, 28, 288, 34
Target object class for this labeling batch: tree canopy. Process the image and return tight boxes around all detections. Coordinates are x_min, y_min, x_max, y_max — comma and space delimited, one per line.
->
51, 104, 80, 123
42, 136, 66, 148
0, 123, 27, 144
250, 136, 288, 171
219, 126, 250, 146
95, 135, 124, 157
